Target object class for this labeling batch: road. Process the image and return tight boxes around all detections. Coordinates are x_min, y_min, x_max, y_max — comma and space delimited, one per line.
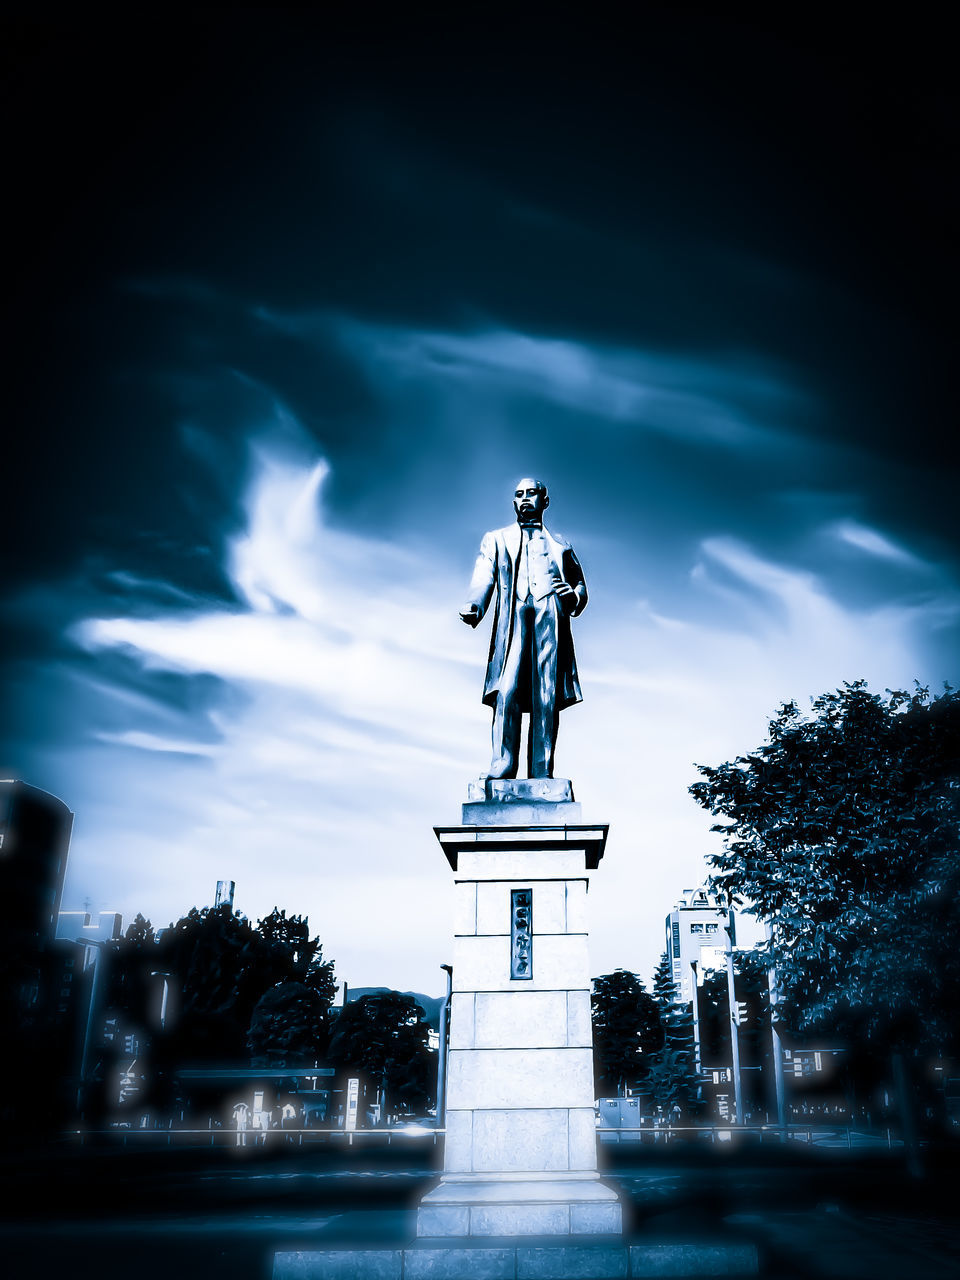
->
1, 1140, 958, 1278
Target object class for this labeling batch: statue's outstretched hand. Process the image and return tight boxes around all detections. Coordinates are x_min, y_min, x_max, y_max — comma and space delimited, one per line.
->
460, 605, 481, 627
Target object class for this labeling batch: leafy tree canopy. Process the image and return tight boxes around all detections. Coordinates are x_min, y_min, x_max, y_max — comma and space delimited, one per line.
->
646, 952, 701, 1117
591, 969, 662, 1097
256, 908, 336, 1000
690, 682, 960, 1050
149, 904, 336, 1065
327, 991, 434, 1115
247, 980, 329, 1068
124, 912, 155, 947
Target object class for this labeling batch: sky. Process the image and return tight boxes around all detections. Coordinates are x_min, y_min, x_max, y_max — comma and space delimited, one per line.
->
2, 12, 957, 996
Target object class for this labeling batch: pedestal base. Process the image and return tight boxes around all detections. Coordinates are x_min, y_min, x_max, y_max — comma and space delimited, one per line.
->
274, 1239, 759, 1278
462, 777, 581, 826
417, 1175, 623, 1238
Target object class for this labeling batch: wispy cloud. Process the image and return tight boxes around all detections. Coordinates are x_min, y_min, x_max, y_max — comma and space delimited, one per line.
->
830, 519, 933, 571
10, 325, 955, 993
257, 310, 808, 450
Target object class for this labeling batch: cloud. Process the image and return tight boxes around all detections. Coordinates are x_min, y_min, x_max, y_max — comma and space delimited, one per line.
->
830, 519, 933, 571
260, 310, 807, 452
75, 440, 477, 758
95, 730, 219, 756
13, 330, 955, 995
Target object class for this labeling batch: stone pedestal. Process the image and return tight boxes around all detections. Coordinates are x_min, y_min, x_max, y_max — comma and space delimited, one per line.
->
272, 778, 761, 1277
417, 780, 623, 1239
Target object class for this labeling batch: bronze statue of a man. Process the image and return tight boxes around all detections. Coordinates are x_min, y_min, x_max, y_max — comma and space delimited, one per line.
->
460, 478, 588, 779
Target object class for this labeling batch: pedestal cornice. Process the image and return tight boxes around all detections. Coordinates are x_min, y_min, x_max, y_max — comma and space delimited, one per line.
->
434, 824, 608, 871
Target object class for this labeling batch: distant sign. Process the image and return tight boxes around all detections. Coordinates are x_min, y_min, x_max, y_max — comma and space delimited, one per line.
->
345, 1077, 360, 1132
697, 945, 726, 981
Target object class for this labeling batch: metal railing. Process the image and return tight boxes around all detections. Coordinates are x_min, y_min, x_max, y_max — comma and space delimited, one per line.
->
597, 1124, 900, 1148
73, 1126, 446, 1149
72, 1123, 903, 1151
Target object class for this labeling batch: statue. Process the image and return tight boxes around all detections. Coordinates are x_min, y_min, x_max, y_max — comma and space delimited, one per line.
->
460, 478, 588, 779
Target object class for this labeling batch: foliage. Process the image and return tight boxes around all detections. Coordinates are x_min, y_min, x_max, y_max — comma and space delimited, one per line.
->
104, 912, 158, 1032
650, 950, 678, 1010
645, 952, 701, 1117
690, 682, 960, 1052
327, 990, 435, 1116
247, 980, 329, 1067
144, 904, 337, 1074
591, 969, 662, 1097
256, 908, 337, 999
125, 912, 155, 946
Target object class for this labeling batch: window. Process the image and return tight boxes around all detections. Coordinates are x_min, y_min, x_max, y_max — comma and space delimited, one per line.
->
690, 923, 704, 934
672, 922, 681, 957
705, 923, 718, 934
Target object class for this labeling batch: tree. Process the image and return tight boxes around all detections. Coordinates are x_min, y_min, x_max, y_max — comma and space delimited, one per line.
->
253, 908, 337, 1052
690, 681, 960, 1147
151, 905, 336, 1071
591, 970, 662, 1098
104, 913, 158, 1031
124, 913, 155, 946
646, 952, 701, 1118
153, 905, 267, 1063
256, 908, 337, 1001
247, 981, 329, 1067
327, 991, 434, 1118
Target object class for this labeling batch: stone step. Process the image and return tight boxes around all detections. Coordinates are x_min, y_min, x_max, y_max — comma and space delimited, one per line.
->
274, 1239, 760, 1278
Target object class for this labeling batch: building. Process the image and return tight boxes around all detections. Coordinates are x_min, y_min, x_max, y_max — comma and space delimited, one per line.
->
0, 779, 73, 939
215, 880, 235, 909
665, 885, 736, 1001
56, 910, 123, 948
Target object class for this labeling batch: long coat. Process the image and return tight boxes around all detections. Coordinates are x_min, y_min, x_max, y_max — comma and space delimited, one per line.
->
463, 523, 588, 711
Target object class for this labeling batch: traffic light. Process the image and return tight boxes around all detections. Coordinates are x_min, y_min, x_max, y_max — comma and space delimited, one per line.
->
735, 1001, 748, 1026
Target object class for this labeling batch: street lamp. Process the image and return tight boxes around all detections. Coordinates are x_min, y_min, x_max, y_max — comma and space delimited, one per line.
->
436, 964, 453, 1127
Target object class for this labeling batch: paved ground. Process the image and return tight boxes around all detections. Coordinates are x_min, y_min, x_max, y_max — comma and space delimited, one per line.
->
1, 1141, 958, 1279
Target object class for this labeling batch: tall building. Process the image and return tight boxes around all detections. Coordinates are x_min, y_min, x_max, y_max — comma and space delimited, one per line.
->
0, 779, 73, 939
665, 885, 736, 1001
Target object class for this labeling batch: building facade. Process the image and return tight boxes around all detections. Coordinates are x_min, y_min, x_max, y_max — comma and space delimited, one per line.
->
665, 885, 736, 1001
0, 779, 73, 939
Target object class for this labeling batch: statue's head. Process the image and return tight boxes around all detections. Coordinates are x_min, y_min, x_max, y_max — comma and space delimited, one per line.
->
514, 477, 549, 524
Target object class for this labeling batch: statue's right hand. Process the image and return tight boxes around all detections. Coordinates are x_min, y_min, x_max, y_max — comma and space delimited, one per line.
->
459, 605, 481, 627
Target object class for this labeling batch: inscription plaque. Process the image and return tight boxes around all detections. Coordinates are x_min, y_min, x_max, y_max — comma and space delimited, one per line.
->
511, 887, 533, 979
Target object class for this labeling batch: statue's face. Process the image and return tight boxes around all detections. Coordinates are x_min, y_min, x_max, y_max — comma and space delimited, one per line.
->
514, 478, 548, 523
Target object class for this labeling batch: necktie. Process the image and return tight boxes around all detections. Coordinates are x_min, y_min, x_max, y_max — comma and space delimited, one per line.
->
520, 526, 533, 599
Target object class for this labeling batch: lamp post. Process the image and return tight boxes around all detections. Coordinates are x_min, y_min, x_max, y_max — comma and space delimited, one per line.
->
436, 964, 453, 1127
77, 939, 106, 1117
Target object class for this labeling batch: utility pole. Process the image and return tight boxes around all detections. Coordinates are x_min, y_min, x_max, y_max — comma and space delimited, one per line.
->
688, 960, 705, 1109
765, 919, 787, 1134
724, 911, 743, 1124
